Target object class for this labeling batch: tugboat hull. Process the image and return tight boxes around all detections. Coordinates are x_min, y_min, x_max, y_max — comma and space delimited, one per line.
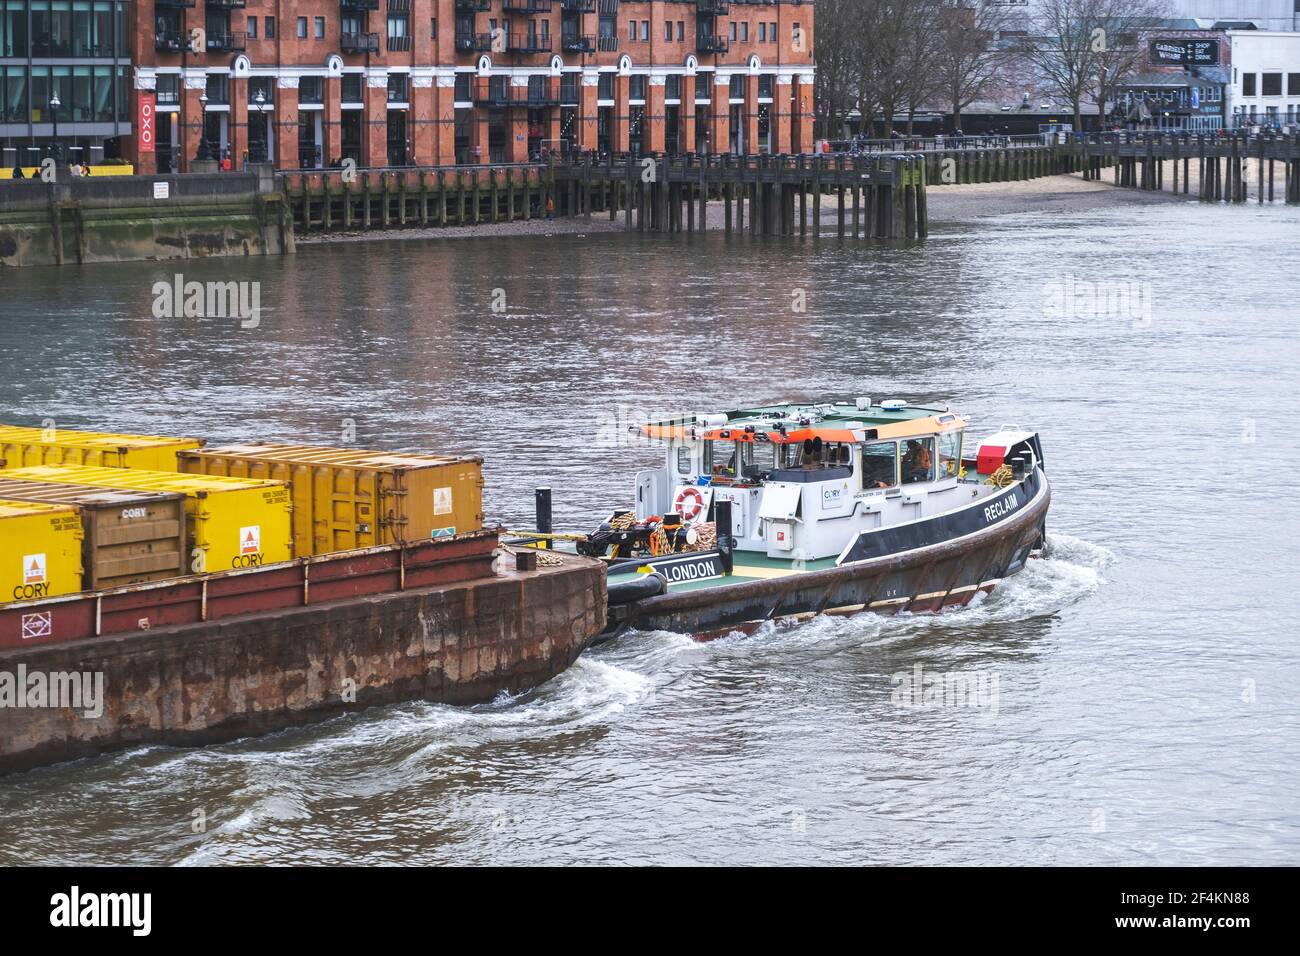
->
603, 470, 1050, 640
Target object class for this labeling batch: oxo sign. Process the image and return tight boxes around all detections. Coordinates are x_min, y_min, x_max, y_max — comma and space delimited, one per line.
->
138, 93, 155, 153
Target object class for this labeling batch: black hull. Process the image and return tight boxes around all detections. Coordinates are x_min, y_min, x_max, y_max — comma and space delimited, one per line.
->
602, 469, 1050, 640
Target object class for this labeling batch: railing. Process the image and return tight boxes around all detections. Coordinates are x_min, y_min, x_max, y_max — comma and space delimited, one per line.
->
205, 0, 246, 7
340, 0, 380, 10
387, 34, 412, 52
475, 87, 560, 108
562, 34, 595, 53
156, 88, 180, 105
503, 0, 552, 9
455, 31, 495, 52
455, 0, 490, 8
206, 32, 247, 53
154, 0, 196, 7
506, 32, 552, 53
696, 34, 728, 54
696, 0, 729, 12
154, 30, 185, 53
830, 134, 1047, 154
341, 31, 380, 54
561, 0, 596, 8
597, 34, 619, 52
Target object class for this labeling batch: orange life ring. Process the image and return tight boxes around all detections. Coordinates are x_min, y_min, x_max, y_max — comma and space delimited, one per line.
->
673, 486, 706, 522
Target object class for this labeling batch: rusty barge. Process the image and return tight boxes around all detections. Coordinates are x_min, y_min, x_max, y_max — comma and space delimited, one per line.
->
0, 426, 605, 775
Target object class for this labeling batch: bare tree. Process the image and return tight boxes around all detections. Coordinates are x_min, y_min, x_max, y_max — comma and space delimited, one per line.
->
933, 1, 1014, 132
1025, 0, 1168, 132
813, 0, 860, 139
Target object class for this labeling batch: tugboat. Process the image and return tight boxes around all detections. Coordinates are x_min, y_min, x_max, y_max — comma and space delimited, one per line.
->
516, 399, 1050, 641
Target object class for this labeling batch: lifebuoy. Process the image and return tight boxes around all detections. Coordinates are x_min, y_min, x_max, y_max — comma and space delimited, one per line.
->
674, 486, 705, 522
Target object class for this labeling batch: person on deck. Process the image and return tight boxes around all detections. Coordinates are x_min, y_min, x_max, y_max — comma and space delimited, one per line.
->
10, 164, 23, 179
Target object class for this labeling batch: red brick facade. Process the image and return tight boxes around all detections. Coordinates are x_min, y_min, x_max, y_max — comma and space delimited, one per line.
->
131, 0, 815, 173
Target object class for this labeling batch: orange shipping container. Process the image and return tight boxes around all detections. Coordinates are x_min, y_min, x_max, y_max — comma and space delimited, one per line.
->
179, 444, 484, 557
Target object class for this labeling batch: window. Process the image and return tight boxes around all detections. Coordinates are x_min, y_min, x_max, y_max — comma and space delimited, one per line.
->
901, 438, 936, 484
1262, 72, 1282, 96
300, 75, 322, 104
314, 16, 324, 39
759, 23, 765, 42
730, 74, 743, 99
247, 75, 272, 104
628, 20, 635, 42
560, 72, 577, 103
296, 16, 307, 39
676, 446, 692, 475
156, 72, 179, 106
1242, 72, 1256, 96
598, 72, 613, 99
677, 21, 684, 41
665, 22, 672, 41
729, 21, 736, 41
454, 71, 470, 101
265, 16, 275, 39
387, 72, 408, 102
938, 431, 962, 479
740, 22, 748, 42
665, 74, 680, 100
861, 442, 898, 489
640, 20, 647, 41
431, 18, 436, 40
629, 74, 645, 100
769, 21, 776, 41
246, 17, 256, 39
707, 440, 739, 478
388, 14, 408, 38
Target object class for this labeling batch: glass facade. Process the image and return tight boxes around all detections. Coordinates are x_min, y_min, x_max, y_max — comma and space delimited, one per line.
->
0, 0, 133, 163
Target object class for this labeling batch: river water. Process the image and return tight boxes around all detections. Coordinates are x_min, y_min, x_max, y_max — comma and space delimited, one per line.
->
1, 195, 1298, 865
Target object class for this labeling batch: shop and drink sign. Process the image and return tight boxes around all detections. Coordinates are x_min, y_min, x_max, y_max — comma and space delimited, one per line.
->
1150, 39, 1219, 66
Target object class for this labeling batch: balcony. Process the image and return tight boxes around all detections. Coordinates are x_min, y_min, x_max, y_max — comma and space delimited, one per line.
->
561, 0, 595, 9
155, 30, 186, 53
341, 31, 380, 54
696, 34, 728, 54
387, 35, 412, 52
205, 0, 246, 8
455, 31, 494, 52
475, 87, 560, 108
696, 0, 729, 13
206, 32, 247, 53
506, 33, 551, 53
597, 35, 618, 52
340, 0, 380, 11
502, 0, 552, 10
562, 34, 595, 54
154, 0, 196, 7
455, 0, 490, 8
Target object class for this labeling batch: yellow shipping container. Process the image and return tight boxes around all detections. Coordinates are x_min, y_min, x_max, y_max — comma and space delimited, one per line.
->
4, 465, 292, 574
0, 425, 202, 472
0, 499, 84, 604
179, 444, 484, 557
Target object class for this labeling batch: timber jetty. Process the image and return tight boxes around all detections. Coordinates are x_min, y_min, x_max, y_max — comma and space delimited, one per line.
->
1074, 131, 1300, 204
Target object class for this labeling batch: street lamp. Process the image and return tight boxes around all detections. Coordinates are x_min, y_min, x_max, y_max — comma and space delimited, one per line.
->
197, 91, 210, 161
50, 92, 61, 164
253, 89, 266, 164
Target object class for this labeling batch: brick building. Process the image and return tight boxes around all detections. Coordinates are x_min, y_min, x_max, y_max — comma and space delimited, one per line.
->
132, 0, 815, 174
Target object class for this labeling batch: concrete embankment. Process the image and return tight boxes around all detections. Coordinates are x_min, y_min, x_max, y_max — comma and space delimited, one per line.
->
0, 551, 605, 775
0, 166, 293, 268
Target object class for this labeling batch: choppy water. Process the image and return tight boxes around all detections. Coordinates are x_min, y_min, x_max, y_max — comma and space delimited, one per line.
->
1, 195, 1298, 865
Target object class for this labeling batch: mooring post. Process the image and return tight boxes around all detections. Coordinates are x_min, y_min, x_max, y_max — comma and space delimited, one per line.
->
535, 488, 552, 550
812, 157, 821, 238
714, 499, 734, 575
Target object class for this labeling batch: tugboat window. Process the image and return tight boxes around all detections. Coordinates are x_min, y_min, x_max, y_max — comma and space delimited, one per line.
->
676, 445, 693, 475
707, 440, 740, 478
749, 441, 776, 477
938, 431, 962, 478
901, 438, 936, 484
861, 441, 898, 488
